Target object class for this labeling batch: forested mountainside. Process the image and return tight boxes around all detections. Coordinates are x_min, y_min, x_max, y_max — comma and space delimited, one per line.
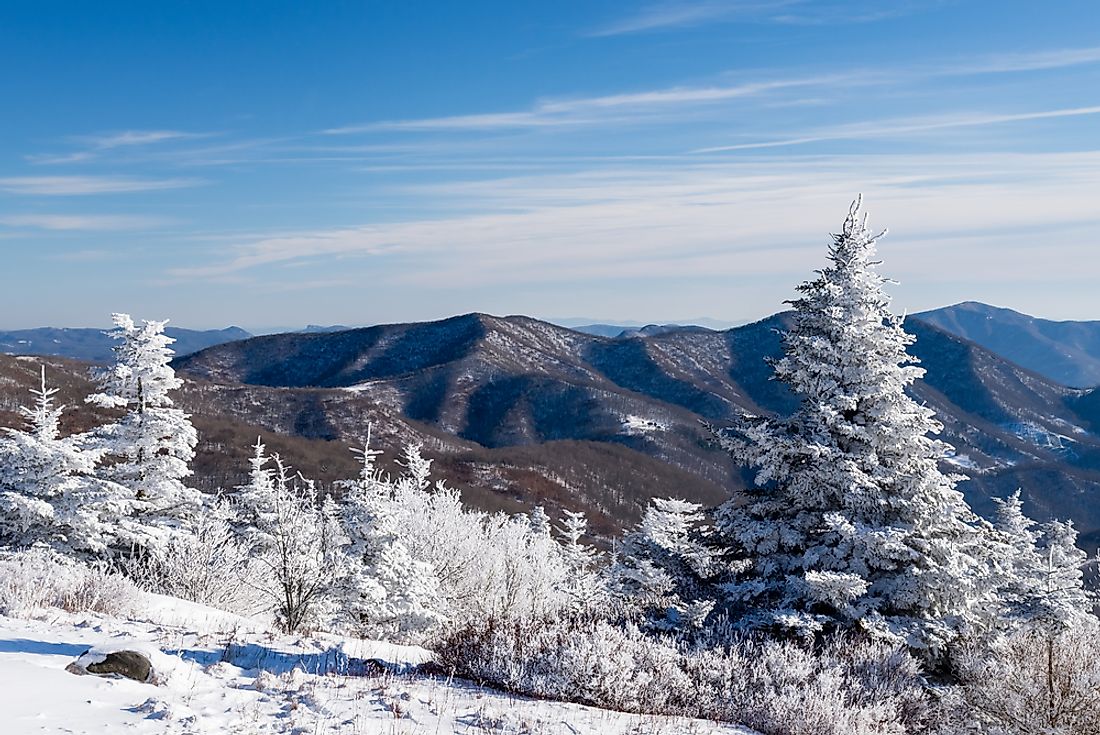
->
168, 312, 1100, 546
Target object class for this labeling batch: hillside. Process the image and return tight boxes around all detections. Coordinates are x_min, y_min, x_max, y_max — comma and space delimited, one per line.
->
170, 312, 1100, 546
914, 301, 1100, 388
0, 352, 725, 539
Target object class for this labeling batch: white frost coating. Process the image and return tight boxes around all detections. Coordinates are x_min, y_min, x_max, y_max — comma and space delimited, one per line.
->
944, 452, 980, 470
621, 414, 668, 435
1006, 421, 1077, 451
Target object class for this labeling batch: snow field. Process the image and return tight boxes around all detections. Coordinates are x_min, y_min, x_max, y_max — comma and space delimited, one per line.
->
0, 595, 751, 735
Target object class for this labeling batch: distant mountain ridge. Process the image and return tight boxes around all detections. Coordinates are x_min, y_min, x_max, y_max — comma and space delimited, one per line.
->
0, 325, 252, 363
174, 310, 1100, 547
913, 302, 1100, 388
572, 323, 715, 339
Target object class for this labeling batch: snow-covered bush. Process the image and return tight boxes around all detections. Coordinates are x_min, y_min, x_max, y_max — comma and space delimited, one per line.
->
236, 441, 349, 633
687, 636, 939, 735
123, 498, 266, 617
437, 614, 688, 713
369, 444, 577, 629
0, 547, 139, 617
439, 615, 937, 735
952, 624, 1100, 734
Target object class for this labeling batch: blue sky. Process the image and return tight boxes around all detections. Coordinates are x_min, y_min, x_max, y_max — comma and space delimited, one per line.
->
2, 1, 1100, 330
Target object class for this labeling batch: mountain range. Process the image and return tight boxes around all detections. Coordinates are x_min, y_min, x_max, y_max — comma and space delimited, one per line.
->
5, 303, 1100, 547
169, 309, 1100, 547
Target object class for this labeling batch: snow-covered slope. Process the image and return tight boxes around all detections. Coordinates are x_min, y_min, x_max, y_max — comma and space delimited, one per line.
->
0, 596, 751, 734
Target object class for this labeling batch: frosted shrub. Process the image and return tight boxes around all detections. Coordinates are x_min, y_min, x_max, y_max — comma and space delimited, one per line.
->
439, 616, 938, 735
437, 615, 688, 713
381, 448, 574, 628
687, 636, 936, 735
0, 547, 139, 617
236, 443, 349, 633
953, 624, 1100, 734
124, 501, 267, 617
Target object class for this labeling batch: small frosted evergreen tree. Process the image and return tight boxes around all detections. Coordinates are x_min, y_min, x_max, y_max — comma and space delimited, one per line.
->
397, 443, 433, 492
993, 491, 1045, 627
1032, 519, 1094, 632
712, 198, 996, 653
339, 430, 446, 642
556, 510, 606, 610
86, 313, 200, 536
0, 366, 133, 555
985, 491, 1097, 728
611, 497, 721, 630
528, 506, 552, 537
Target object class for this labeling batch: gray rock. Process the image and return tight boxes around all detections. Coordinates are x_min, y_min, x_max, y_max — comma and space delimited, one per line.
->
67, 649, 155, 683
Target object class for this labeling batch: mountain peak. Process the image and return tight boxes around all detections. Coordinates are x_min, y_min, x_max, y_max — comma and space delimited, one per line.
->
913, 303, 1100, 388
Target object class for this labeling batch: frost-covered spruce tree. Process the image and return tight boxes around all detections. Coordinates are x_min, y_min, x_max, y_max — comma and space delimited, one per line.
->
86, 314, 200, 536
992, 491, 1045, 627
712, 198, 995, 653
1032, 519, 1094, 632
990, 492, 1092, 630
611, 497, 721, 630
528, 506, 552, 537
339, 432, 445, 642
556, 510, 606, 610
397, 443, 433, 492
0, 367, 134, 556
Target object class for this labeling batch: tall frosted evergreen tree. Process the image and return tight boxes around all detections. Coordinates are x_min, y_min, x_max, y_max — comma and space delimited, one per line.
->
712, 198, 995, 653
86, 313, 201, 537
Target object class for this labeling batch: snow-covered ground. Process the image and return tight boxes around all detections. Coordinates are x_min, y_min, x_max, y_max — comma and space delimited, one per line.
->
0, 596, 752, 734
620, 414, 668, 436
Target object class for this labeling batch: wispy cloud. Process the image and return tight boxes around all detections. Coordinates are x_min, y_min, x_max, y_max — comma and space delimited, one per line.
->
964, 46, 1100, 74
48, 249, 118, 262
28, 129, 216, 165
694, 105, 1100, 152
325, 44, 1100, 138
0, 214, 170, 231
168, 150, 1100, 293
0, 175, 202, 195
587, 0, 941, 36
326, 75, 849, 134
81, 129, 213, 149
587, 1, 798, 36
